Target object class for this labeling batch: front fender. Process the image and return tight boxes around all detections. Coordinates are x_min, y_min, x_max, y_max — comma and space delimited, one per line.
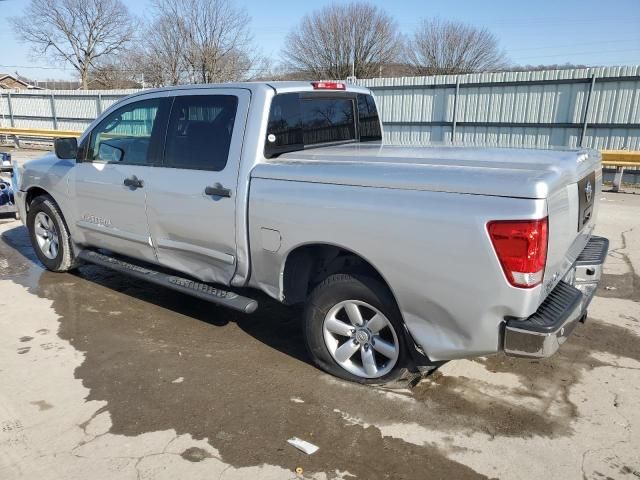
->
19, 154, 75, 229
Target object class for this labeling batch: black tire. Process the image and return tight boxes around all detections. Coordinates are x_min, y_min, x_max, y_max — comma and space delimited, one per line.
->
27, 195, 78, 272
303, 273, 410, 385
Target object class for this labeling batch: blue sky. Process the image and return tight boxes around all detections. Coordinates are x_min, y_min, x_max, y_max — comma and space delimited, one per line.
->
1, 0, 639, 80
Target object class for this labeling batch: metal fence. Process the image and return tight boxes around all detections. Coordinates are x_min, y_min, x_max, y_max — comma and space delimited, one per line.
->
359, 65, 640, 150
1, 65, 639, 150
0, 89, 139, 132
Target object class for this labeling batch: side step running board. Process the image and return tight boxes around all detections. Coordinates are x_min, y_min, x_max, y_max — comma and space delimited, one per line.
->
78, 250, 258, 314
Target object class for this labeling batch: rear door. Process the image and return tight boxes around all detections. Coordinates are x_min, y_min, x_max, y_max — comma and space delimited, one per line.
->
144, 89, 250, 285
71, 95, 170, 262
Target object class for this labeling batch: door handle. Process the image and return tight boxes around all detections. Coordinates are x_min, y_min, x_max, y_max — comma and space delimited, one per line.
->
123, 175, 144, 189
204, 183, 231, 198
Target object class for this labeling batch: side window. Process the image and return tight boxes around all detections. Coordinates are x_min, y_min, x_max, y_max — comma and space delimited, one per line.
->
89, 99, 161, 164
164, 95, 238, 171
357, 93, 382, 142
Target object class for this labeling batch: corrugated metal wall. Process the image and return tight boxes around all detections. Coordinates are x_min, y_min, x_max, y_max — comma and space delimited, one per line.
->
1, 66, 639, 150
359, 66, 640, 150
0, 90, 139, 131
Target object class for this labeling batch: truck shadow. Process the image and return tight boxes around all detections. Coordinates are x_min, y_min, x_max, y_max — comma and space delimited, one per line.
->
1, 224, 310, 365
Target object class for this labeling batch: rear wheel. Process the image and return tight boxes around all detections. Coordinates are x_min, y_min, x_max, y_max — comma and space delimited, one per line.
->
303, 273, 409, 384
27, 195, 78, 272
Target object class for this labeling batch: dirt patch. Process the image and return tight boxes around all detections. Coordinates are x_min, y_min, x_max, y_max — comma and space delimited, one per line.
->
180, 447, 213, 462
30, 400, 53, 411
597, 229, 640, 303
0, 229, 31, 276
598, 273, 640, 302
410, 370, 574, 438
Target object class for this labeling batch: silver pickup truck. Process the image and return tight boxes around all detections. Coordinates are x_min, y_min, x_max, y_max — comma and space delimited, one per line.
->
15, 81, 608, 384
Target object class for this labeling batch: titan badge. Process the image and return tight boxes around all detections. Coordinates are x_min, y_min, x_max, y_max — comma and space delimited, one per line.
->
81, 214, 112, 227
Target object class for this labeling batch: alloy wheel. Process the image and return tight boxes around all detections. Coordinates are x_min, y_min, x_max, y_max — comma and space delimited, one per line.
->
34, 211, 59, 260
322, 300, 399, 379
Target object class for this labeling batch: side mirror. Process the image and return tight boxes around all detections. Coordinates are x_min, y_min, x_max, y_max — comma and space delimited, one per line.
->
54, 137, 78, 160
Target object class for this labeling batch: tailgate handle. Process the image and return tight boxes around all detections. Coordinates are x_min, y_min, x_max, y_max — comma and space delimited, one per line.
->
205, 183, 231, 198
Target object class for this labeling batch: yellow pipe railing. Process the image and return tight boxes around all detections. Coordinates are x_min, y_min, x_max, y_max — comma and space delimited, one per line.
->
601, 150, 640, 168
0, 127, 81, 138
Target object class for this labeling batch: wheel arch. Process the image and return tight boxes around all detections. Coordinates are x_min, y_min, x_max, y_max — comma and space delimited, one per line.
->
280, 242, 398, 308
24, 186, 74, 237
24, 185, 79, 272
25, 186, 56, 213
280, 242, 438, 369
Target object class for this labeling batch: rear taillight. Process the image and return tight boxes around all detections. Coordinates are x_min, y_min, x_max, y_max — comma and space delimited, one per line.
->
487, 218, 548, 288
311, 81, 346, 90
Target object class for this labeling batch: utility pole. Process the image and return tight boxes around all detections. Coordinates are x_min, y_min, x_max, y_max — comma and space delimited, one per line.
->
351, 44, 356, 78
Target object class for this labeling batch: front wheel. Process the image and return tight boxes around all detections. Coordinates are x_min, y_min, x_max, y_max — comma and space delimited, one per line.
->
27, 195, 78, 272
303, 273, 410, 384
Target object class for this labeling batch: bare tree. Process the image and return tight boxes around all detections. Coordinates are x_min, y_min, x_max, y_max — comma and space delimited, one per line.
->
250, 61, 309, 81
406, 19, 508, 75
142, 0, 261, 85
11, 0, 138, 89
282, 2, 401, 80
84, 11, 185, 88
136, 13, 189, 86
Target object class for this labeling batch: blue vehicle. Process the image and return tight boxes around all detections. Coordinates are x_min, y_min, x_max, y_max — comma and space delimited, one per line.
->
0, 152, 18, 218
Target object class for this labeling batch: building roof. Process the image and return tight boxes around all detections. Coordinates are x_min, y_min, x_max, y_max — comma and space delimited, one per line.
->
0, 73, 37, 89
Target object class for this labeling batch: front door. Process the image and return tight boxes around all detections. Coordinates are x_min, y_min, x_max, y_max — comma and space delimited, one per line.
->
144, 90, 250, 285
71, 96, 170, 262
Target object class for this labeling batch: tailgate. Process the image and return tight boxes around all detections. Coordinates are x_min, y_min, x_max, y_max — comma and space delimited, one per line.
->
542, 151, 602, 298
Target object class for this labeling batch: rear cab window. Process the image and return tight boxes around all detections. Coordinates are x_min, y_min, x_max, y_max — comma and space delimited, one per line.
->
265, 92, 381, 158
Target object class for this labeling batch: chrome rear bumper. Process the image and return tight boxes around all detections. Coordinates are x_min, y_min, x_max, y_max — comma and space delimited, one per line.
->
503, 235, 609, 358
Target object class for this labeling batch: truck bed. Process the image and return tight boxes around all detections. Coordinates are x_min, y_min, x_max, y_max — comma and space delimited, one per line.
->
252, 143, 600, 199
